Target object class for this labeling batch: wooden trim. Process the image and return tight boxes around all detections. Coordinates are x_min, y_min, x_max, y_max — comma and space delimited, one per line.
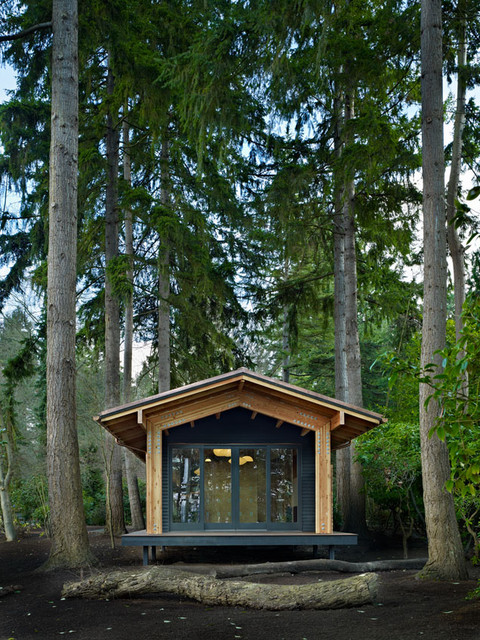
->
137, 409, 147, 430
315, 425, 332, 534
251, 411, 258, 420
146, 430, 153, 533
147, 426, 163, 535
276, 420, 284, 428
300, 428, 310, 436
240, 389, 325, 431
98, 369, 383, 426
330, 410, 345, 430
152, 394, 238, 429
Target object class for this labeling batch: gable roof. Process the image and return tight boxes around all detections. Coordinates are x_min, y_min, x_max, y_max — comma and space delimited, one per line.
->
94, 368, 384, 460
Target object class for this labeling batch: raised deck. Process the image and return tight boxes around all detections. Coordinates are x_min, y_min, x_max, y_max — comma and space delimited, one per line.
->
122, 530, 358, 565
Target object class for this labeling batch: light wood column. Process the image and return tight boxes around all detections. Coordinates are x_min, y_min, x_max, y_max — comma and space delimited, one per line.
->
146, 425, 163, 534
315, 424, 332, 533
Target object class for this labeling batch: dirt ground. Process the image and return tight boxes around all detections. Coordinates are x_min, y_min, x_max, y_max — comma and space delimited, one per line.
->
1, 529, 479, 640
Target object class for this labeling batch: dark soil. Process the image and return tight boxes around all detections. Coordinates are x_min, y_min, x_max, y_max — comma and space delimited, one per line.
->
1, 529, 479, 640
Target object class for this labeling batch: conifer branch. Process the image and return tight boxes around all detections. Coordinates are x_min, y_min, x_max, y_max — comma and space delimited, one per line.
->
0, 21, 52, 43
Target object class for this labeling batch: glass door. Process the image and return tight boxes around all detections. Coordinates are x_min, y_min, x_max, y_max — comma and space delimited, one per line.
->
171, 445, 299, 530
204, 448, 232, 527
238, 448, 266, 527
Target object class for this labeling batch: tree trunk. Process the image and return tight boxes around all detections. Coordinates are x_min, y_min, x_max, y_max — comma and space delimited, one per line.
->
122, 113, 134, 403
208, 557, 428, 579
122, 112, 145, 532
0, 409, 16, 541
44, 0, 92, 569
0, 454, 16, 542
158, 136, 171, 394
282, 303, 290, 383
418, 0, 467, 580
446, 2, 467, 347
334, 86, 366, 534
333, 91, 350, 530
343, 168, 367, 534
281, 257, 291, 383
62, 567, 378, 610
104, 59, 125, 539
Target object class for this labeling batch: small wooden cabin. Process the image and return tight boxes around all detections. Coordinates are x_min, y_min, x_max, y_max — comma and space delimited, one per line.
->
95, 368, 383, 564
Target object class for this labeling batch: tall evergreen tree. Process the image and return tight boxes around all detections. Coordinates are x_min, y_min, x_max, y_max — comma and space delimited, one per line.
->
44, 0, 93, 569
103, 57, 126, 540
122, 111, 145, 531
418, 0, 467, 580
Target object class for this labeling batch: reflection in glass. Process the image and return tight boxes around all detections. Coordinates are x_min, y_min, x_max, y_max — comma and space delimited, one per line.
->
271, 448, 298, 523
172, 448, 200, 523
239, 448, 266, 523
204, 448, 232, 523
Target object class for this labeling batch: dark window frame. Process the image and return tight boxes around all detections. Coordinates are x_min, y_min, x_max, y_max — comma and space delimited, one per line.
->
169, 444, 301, 531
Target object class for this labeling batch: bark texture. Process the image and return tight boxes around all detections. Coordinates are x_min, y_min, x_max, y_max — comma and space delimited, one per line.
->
62, 567, 378, 610
207, 557, 428, 579
419, 0, 467, 580
44, 0, 92, 569
0, 412, 16, 541
104, 60, 125, 538
334, 87, 366, 534
446, 2, 467, 347
0, 465, 16, 542
122, 115, 145, 532
343, 168, 366, 534
157, 137, 171, 394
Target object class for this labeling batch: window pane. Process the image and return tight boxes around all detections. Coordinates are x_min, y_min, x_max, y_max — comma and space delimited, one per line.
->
270, 448, 298, 523
239, 448, 266, 523
172, 448, 200, 523
204, 448, 232, 523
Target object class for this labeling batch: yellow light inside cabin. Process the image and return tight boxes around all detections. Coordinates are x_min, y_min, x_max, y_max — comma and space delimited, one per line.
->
228, 456, 254, 465
213, 448, 231, 457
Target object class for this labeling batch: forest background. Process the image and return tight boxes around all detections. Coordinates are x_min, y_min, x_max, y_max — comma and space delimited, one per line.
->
0, 0, 479, 581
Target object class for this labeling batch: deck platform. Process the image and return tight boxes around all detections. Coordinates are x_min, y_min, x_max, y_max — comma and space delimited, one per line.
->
122, 530, 358, 566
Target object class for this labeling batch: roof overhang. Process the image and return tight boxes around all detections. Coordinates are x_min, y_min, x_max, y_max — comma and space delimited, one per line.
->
94, 368, 384, 461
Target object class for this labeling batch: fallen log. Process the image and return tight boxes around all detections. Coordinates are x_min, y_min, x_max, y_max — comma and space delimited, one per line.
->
62, 567, 378, 610
207, 557, 427, 579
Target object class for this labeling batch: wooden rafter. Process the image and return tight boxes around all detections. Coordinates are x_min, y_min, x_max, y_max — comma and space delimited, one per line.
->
97, 369, 383, 456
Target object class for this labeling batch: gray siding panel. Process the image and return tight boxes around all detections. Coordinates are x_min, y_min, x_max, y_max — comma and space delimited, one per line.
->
301, 434, 316, 530
162, 440, 169, 532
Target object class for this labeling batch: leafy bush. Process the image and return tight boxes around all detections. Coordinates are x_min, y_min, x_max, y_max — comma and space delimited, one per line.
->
355, 422, 424, 556
10, 475, 50, 532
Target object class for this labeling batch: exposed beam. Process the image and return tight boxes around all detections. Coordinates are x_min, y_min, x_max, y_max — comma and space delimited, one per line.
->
190, 421, 195, 428
238, 380, 245, 393
251, 411, 258, 420
164, 429, 169, 436
301, 428, 310, 436
276, 420, 284, 429
216, 412, 221, 420
137, 409, 147, 430
330, 410, 345, 430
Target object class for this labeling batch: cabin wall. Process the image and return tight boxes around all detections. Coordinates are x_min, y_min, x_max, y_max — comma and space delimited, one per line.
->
159, 407, 316, 532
